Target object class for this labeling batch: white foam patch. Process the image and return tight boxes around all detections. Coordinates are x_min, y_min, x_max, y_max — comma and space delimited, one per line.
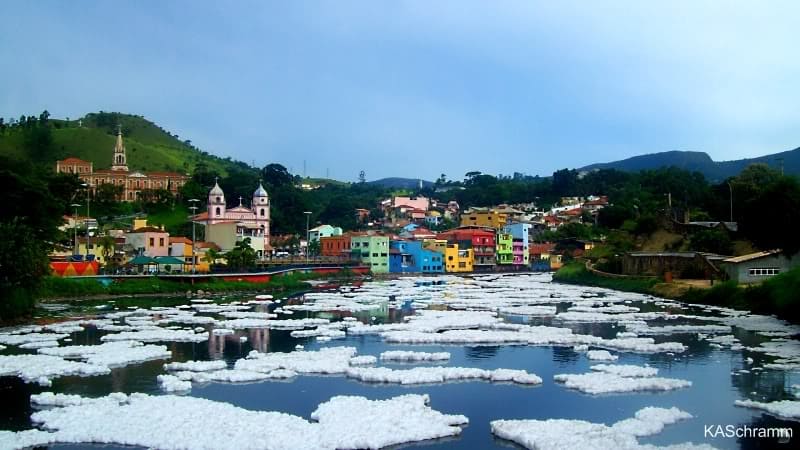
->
3, 392, 467, 449
499, 306, 558, 316
164, 360, 227, 372
554, 372, 691, 395
380, 351, 451, 362
157, 374, 192, 392
0, 354, 108, 386
586, 350, 618, 361
735, 399, 800, 420
349, 355, 377, 366
491, 406, 709, 450
38, 341, 171, 368
100, 328, 207, 343
345, 366, 542, 385
0, 332, 69, 347
235, 346, 357, 375
591, 364, 659, 378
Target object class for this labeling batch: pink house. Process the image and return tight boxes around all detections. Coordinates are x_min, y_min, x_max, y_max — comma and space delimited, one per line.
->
126, 226, 170, 257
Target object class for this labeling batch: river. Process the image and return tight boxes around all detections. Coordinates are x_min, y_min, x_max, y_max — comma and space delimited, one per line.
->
1, 273, 798, 449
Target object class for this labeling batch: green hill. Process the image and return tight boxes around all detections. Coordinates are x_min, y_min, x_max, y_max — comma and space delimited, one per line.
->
0, 111, 245, 176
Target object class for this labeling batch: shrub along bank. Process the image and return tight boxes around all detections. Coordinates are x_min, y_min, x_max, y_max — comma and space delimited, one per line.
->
37, 271, 321, 300
554, 261, 800, 324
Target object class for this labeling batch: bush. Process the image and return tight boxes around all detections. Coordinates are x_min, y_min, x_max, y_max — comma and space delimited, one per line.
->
689, 229, 733, 255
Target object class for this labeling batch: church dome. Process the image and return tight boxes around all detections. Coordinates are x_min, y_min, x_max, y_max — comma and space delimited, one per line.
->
210, 181, 224, 197
253, 182, 268, 198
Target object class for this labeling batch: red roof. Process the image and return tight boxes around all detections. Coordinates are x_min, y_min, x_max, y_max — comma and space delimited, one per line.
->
59, 157, 91, 165
130, 226, 167, 233
169, 237, 193, 244
530, 243, 556, 255
195, 241, 221, 250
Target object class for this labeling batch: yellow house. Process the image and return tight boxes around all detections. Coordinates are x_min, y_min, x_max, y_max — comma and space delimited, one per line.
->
444, 244, 474, 273
460, 210, 508, 229
550, 254, 563, 270
74, 237, 118, 266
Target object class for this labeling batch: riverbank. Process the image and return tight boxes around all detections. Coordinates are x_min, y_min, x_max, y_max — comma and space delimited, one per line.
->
553, 261, 800, 324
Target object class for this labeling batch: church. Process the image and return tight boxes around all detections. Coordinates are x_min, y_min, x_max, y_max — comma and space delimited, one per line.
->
193, 180, 271, 258
55, 128, 189, 201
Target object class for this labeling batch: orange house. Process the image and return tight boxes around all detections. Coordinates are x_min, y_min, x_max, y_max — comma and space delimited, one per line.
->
320, 235, 351, 257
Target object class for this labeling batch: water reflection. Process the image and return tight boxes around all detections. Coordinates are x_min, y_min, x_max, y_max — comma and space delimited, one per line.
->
464, 346, 500, 360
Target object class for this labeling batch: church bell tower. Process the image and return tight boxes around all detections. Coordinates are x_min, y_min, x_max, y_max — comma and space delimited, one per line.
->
111, 125, 129, 171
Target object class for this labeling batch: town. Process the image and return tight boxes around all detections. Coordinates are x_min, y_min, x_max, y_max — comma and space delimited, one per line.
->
50, 128, 799, 292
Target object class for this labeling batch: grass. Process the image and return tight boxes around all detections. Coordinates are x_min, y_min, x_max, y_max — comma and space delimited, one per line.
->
0, 113, 240, 176
552, 261, 658, 294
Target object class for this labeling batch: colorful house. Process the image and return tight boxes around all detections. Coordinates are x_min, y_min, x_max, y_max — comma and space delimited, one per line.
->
350, 235, 390, 273
438, 227, 496, 270
126, 225, 170, 257
504, 223, 531, 266
389, 240, 444, 273
308, 224, 343, 242
444, 244, 474, 273
320, 234, 352, 257
460, 209, 508, 229
530, 242, 556, 271
496, 232, 513, 265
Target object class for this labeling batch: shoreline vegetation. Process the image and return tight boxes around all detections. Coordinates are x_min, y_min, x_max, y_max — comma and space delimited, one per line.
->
553, 261, 800, 324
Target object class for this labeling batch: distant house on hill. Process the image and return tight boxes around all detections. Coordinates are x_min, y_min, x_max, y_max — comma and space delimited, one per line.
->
55, 128, 188, 201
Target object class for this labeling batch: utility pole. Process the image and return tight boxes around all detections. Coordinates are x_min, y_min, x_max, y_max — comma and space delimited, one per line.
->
304, 211, 312, 266
71, 203, 81, 255
188, 198, 200, 275
727, 182, 733, 222
82, 183, 91, 259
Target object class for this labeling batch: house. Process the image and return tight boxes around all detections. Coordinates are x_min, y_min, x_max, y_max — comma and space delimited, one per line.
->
194, 241, 221, 270
388, 240, 442, 273
424, 210, 442, 227
402, 223, 420, 232
320, 234, 352, 257
504, 223, 531, 266
460, 208, 508, 229
530, 242, 556, 271
73, 236, 125, 266
438, 227, 496, 270
350, 235, 390, 273
722, 250, 799, 284
444, 244, 474, 273
125, 223, 170, 257
496, 232, 513, 265
399, 227, 437, 240
355, 208, 370, 223
308, 224, 343, 242
169, 237, 195, 270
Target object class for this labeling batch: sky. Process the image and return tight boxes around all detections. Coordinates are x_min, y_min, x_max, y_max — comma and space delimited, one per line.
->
2, 1, 799, 182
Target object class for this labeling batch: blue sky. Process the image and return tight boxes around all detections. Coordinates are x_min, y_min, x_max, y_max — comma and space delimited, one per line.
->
2, 1, 799, 181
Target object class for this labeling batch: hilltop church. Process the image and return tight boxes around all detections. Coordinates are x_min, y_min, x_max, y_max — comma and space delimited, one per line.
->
193, 180, 272, 258
55, 128, 189, 201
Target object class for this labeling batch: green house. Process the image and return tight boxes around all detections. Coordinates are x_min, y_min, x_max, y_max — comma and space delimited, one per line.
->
496, 232, 513, 265
350, 235, 390, 273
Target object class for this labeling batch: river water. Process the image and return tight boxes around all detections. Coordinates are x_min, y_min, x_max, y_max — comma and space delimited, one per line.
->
1, 273, 798, 449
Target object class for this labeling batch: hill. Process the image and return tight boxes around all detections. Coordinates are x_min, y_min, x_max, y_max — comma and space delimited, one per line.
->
0, 112, 248, 176
366, 177, 434, 190
580, 148, 800, 181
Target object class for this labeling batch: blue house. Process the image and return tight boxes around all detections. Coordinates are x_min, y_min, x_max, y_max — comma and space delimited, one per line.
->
402, 223, 420, 233
389, 240, 444, 273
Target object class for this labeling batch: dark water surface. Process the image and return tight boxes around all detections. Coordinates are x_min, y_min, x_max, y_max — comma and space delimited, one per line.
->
1, 278, 799, 450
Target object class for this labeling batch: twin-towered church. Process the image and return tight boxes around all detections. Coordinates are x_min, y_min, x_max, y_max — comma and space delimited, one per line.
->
194, 179, 271, 258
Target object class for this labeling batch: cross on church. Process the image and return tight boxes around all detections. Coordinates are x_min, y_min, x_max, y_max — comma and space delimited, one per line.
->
239, 196, 243, 206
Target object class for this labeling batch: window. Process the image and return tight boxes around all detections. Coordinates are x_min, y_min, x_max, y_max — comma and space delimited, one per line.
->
380, 253, 387, 257
159, 238, 165, 247
448, 256, 453, 261
260, 209, 265, 216
372, 253, 378, 257
215, 207, 221, 215
748, 268, 781, 276
149, 238, 154, 247
216, 196, 221, 203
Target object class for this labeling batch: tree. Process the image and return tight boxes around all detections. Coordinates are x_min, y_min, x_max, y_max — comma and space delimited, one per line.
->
0, 219, 50, 319
224, 238, 257, 269
689, 229, 734, 255
262, 163, 293, 188
308, 239, 321, 256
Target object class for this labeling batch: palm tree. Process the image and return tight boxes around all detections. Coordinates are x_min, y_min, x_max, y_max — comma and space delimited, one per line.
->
97, 235, 116, 269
